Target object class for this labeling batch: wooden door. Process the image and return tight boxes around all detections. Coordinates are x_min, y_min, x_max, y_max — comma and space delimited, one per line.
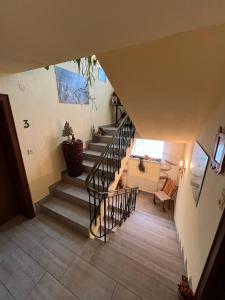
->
0, 94, 34, 224
0, 138, 20, 224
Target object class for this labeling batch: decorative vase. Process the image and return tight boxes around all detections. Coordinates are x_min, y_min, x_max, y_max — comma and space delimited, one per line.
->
62, 140, 83, 177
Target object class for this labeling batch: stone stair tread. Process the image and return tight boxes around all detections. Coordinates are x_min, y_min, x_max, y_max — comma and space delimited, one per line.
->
82, 159, 95, 167
63, 171, 88, 182
88, 142, 108, 148
41, 196, 90, 228
82, 159, 114, 173
94, 134, 112, 138
83, 149, 102, 156
102, 126, 117, 130
54, 182, 89, 202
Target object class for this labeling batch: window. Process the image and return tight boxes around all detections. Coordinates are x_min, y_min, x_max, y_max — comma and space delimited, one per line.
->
131, 139, 164, 160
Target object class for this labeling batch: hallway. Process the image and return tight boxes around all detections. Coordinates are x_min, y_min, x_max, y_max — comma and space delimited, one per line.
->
0, 192, 184, 300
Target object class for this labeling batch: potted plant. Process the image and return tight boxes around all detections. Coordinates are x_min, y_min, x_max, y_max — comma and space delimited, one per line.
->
62, 122, 83, 177
178, 275, 194, 300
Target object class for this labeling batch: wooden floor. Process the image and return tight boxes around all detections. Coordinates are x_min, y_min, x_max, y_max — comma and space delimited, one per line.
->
0, 192, 184, 300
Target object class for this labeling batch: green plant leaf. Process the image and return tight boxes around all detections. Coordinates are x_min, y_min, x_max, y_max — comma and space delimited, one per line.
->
75, 58, 81, 73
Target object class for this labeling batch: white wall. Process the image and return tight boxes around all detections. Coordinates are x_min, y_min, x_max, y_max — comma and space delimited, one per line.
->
160, 141, 185, 187
0, 62, 113, 203
125, 141, 185, 193
175, 97, 225, 291
126, 158, 161, 193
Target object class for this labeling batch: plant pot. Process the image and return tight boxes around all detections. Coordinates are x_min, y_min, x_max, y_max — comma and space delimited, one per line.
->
177, 292, 186, 300
62, 140, 83, 177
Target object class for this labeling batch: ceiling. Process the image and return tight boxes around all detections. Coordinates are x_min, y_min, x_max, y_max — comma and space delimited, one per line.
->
1, 0, 225, 72
98, 24, 225, 142
1, 1, 225, 142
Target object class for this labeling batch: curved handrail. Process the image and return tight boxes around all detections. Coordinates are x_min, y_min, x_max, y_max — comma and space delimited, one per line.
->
85, 114, 136, 241
89, 187, 139, 240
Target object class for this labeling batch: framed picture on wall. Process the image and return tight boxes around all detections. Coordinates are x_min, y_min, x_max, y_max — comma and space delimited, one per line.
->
190, 142, 209, 206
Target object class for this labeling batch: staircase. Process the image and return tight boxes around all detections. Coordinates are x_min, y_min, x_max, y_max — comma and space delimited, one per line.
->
39, 115, 138, 241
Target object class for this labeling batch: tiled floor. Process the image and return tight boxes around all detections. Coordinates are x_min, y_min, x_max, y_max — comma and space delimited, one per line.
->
0, 192, 184, 300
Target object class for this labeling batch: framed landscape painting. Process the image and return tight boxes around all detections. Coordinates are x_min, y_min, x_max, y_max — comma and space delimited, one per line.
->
55, 66, 89, 104
190, 142, 209, 206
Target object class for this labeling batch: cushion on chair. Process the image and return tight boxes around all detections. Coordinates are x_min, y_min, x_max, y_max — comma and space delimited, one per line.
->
163, 179, 176, 197
155, 191, 171, 202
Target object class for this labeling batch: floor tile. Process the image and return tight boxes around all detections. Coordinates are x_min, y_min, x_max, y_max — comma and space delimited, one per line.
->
2, 293, 15, 300
29, 236, 76, 280
0, 281, 7, 299
41, 236, 76, 266
61, 256, 116, 300
27, 273, 78, 300
58, 227, 101, 260
0, 248, 45, 300
3, 221, 46, 253
30, 214, 67, 240
0, 233, 18, 264
87, 244, 177, 300
112, 284, 143, 300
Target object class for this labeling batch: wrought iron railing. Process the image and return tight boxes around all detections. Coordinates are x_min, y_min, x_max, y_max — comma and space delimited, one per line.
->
85, 114, 137, 241
87, 187, 138, 242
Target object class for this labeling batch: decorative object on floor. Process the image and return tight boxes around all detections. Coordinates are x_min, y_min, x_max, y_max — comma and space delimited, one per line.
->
98, 68, 107, 83
111, 91, 122, 106
62, 121, 74, 141
211, 126, 225, 174
97, 127, 106, 136
177, 275, 194, 299
138, 157, 145, 172
55, 66, 89, 104
92, 125, 96, 138
62, 122, 83, 177
190, 142, 209, 206
179, 160, 186, 178
153, 178, 177, 211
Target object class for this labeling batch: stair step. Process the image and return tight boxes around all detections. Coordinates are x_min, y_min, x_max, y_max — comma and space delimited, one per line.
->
94, 134, 113, 144
62, 171, 88, 187
53, 182, 90, 209
88, 142, 108, 152
62, 172, 105, 191
83, 149, 102, 162
40, 196, 90, 236
82, 160, 115, 177
101, 127, 117, 135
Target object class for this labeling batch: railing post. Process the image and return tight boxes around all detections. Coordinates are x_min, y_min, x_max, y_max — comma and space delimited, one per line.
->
103, 193, 107, 243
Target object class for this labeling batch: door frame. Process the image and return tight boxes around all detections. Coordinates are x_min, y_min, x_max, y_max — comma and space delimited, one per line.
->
0, 94, 35, 219
195, 208, 225, 300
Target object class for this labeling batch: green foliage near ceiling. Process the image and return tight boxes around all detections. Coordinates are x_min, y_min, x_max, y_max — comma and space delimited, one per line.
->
45, 55, 97, 89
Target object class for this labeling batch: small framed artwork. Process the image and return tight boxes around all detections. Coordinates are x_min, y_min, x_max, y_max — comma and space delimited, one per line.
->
211, 127, 225, 174
190, 142, 209, 206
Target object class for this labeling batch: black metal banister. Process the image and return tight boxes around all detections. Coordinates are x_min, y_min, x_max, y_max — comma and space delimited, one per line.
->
85, 114, 131, 187
85, 114, 137, 242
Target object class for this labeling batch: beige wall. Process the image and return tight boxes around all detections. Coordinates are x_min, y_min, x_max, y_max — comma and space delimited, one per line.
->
0, 62, 113, 203
175, 97, 225, 291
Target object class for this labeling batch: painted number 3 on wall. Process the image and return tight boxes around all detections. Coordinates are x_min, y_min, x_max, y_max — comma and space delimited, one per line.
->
23, 120, 30, 128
